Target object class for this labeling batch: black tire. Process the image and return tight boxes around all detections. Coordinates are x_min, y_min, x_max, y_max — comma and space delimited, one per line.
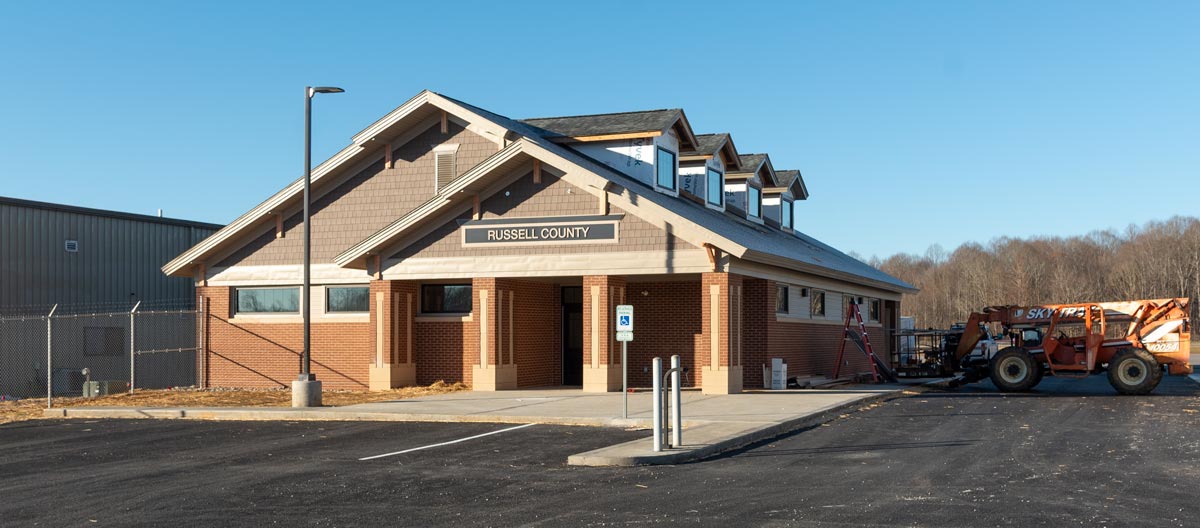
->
989, 347, 1039, 392
1107, 348, 1163, 395
1029, 359, 1046, 389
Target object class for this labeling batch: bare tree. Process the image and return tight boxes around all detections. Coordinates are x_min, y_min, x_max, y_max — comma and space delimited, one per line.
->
877, 216, 1200, 328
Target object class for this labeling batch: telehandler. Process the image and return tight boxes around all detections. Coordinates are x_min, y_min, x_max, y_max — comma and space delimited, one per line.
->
893, 298, 1191, 394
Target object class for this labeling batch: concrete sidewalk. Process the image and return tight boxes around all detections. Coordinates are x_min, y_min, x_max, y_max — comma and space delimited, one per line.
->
45, 383, 930, 466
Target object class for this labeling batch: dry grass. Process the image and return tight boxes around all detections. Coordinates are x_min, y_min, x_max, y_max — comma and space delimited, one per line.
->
0, 381, 468, 426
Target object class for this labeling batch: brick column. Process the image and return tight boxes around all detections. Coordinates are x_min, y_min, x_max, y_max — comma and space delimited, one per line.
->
701, 272, 744, 394
368, 280, 418, 390
582, 275, 627, 392
471, 277, 517, 390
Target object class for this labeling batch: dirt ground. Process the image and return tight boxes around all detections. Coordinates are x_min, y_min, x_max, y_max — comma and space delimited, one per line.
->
0, 381, 468, 425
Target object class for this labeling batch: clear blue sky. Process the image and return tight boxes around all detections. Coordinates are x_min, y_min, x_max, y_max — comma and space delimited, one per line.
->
2, 1, 1197, 259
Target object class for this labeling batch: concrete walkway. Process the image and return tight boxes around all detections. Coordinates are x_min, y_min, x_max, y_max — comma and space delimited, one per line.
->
45, 383, 931, 466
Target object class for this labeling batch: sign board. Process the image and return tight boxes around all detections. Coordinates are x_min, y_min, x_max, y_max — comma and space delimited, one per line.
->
616, 330, 633, 342
460, 215, 621, 247
616, 305, 633, 332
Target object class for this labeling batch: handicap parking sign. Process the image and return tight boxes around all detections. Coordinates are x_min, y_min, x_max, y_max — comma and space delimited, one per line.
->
615, 305, 633, 332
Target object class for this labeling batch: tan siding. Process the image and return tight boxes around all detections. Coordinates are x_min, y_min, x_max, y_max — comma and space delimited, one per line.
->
393, 171, 695, 260
218, 122, 496, 267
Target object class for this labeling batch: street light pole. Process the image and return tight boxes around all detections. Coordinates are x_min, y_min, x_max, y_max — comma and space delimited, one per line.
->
293, 85, 344, 408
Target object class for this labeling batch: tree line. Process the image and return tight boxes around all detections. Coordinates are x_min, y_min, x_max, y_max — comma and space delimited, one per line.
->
868, 216, 1200, 329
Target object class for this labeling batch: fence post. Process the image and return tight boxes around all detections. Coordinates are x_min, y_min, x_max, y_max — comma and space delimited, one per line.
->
46, 304, 57, 409
199, 298, 207, 390
129, 301, 141, 394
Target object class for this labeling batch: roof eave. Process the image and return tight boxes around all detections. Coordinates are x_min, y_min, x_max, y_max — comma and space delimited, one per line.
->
741, 249, 919, 294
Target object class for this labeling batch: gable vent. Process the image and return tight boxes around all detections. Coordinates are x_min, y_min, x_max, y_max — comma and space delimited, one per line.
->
434, 144, 460, 192
65, 239, 79, 253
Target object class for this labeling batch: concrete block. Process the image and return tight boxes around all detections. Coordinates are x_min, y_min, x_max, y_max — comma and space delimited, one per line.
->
291, 380, 322, 407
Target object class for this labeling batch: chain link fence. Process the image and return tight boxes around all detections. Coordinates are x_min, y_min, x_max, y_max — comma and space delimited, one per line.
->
0, 302, 201, 407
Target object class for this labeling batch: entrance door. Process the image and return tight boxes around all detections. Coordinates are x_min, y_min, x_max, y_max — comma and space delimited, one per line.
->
561, 287, 584, 386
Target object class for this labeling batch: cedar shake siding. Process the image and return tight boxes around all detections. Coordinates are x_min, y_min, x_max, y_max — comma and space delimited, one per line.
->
393, 171, 694, 261
218, 122, 496, 267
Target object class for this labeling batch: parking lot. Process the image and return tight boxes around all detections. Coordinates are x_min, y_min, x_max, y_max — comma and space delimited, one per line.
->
2, 375, 1199, 527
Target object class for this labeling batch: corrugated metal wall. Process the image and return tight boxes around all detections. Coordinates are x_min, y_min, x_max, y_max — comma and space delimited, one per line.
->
0, 201, 219, 313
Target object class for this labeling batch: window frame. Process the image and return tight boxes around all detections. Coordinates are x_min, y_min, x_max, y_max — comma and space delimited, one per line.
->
705, 167, 724, 207
810, 289, 826, 318
655, 147, 677, 191
235, 286, 301, 314
781, 198, 793, 230
776, 284, 789, 314
868, 298, 881, 322
420, 283, 474, 315
325, 285, 370, 314
747, 185, 762, 219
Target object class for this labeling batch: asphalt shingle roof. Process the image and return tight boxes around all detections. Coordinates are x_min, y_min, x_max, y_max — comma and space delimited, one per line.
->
736, 153, 767, 173
682, 133, 729, 156
774, 169, 799, 188
519, 109, 681, 138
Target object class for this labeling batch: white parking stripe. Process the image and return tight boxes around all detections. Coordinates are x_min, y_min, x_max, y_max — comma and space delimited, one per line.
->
358, 423, 537, 461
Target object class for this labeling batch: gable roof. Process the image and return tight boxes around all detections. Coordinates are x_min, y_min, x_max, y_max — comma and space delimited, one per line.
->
729, 153, 778, 186
167, 89, 914, 294
681, 133, 742, 170
768, 169, 810, 200
520, 108, 698, 150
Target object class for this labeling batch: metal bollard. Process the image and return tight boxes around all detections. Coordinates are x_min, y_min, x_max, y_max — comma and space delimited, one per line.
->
670, 355, 682, 448
651, 357, 663, 452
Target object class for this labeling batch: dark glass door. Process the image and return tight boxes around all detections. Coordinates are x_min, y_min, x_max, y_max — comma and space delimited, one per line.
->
561, 287, 583, 386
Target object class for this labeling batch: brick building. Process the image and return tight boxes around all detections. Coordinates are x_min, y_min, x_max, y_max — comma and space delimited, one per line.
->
163, 91, 915, 394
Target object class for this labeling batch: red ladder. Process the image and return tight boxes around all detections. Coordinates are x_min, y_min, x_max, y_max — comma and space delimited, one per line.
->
833, 300, 896, 383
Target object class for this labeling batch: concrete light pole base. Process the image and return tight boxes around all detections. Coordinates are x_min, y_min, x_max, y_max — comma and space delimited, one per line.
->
291, 379, 323, 407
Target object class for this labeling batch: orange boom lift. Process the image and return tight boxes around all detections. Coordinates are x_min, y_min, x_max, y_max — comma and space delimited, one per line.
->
950, 298, 1192, 394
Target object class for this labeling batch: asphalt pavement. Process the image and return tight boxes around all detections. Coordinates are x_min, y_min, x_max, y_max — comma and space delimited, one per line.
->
3, 375, 1198, 527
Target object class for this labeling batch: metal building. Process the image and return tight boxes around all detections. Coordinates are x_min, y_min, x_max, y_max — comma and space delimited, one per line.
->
0, 196, 221, 314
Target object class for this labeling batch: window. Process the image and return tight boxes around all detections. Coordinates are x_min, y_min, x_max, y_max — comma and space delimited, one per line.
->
84, 327, 124, 356
868, 299, 881, 322
811, 290, 826, 317
327, 286, 369, 313
781, 199, 793, 229
747, 186, 762, 218
421, 284, 472, 314
656, 148, 677, 190
776, 285, 789, 314
706, 168, 723, 206
236, 287, 300, 314
434, 144, 459, 192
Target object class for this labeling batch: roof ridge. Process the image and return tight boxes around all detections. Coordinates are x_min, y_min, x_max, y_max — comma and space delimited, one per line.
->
520, 107, 680, 122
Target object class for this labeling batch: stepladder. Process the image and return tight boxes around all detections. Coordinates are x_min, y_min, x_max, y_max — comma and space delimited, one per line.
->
833, 300, 897, 383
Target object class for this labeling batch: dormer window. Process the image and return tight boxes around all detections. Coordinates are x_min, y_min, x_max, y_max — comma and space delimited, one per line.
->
656, 147, 677, 191
781, 199, 793, 229
706, 168, 723, 207
747, 185, 762, 219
